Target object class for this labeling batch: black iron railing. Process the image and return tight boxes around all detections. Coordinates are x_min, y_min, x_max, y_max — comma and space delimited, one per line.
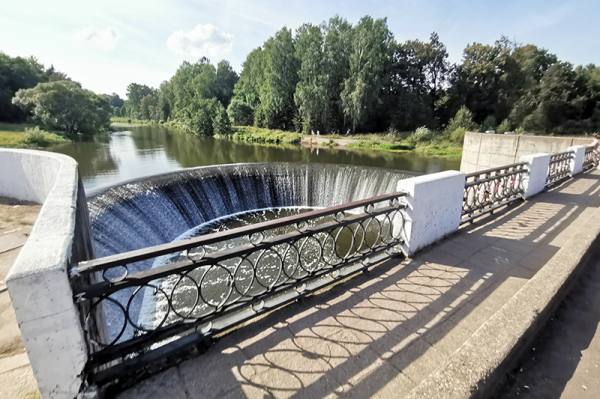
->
461, 162, 527, 223
546, 151, 573, 186
583, 145, 598, 170
70, 192, 407, 384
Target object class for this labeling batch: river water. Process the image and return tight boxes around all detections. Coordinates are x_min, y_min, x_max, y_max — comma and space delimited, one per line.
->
50, 125, 460, 191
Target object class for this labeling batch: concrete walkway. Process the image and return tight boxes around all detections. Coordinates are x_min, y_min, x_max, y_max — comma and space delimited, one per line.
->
0, 198, 40, 399
120, 170, 600, 399
499, 234, 600, 398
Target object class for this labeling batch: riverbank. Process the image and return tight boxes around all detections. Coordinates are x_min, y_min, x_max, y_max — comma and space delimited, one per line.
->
230, 126, 463, 158
110, 117, 157, 129
0, 123, 67, 149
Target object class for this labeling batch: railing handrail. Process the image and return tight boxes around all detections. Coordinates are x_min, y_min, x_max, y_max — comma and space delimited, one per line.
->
464, 162, 528, 179
73, 191, 407, 275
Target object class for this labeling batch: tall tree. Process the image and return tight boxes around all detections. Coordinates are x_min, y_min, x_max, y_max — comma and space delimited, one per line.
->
0, 53, 46, 122
322, 16, 353, 132
341, 16, 393, 132
215, 60, 238, 107
256, 28, 299, 129
294, 23, 327, 132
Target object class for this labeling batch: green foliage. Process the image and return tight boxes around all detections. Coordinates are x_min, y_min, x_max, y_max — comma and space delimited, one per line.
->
227, 98, 254, 125
0, 123, 67, 148
481, 115, 497, 131
445, 106, 477, 134
341, 16, 393, 132
411, 126, 434, 142
231, 125, 301, 144
497, 119, 512, 134
12, 80, 111, 134
449, 127, 466, 143
0, 53, 47, 122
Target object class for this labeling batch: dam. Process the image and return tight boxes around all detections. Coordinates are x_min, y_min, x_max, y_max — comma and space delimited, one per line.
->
1, 136, 600, 398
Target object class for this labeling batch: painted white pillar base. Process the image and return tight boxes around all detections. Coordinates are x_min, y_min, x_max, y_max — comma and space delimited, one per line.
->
568, 145, 586, 175
397, 171, 465, 256
520, 153, 551, 199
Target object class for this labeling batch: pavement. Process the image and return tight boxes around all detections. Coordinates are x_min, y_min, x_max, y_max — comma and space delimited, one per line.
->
118, 171, 600, 399
499, 231, 600, 399
0, 198, 40, 399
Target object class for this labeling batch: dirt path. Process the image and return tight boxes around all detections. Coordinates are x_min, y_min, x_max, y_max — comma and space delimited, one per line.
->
0, 198, 40, 398
499, 244, 600, 398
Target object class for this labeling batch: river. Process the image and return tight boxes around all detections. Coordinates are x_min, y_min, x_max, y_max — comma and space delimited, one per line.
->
50, 125, 460, 191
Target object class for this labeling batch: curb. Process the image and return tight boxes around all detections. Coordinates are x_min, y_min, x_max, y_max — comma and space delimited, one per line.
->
405, 205, 600, 398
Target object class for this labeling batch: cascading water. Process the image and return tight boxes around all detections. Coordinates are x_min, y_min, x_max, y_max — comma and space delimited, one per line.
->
87, 163, 413, 342
88, 163, 413, 257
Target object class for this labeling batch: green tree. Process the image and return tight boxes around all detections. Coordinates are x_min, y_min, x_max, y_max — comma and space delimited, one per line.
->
12, 80, 111, 135
229, 48, 266, 125
256, 28, 299, 129
0, 53, 46, 122
341, 16, 393, 132
322, 16, 353, 132
294, 23, 327, 132
215, 60, 239, 107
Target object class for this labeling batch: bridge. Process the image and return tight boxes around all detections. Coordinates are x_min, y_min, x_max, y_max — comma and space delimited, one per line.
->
0, 142, 599, 398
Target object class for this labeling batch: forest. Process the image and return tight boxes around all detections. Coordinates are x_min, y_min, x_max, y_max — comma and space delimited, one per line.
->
2, 15, 600, 142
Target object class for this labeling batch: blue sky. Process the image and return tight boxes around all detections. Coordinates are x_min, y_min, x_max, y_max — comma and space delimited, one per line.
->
1, 0, 598, 97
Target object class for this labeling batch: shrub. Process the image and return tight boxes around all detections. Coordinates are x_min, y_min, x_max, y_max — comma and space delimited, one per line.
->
445, 106, 476, 134
411, 126, 434, 143
22, 127, 65, 147
481, 115, 496, 132
449, 127, 467, 143
497, 119, 512, 134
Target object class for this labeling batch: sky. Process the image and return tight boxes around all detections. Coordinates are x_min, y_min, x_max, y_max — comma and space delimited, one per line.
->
1, 0, 599, 98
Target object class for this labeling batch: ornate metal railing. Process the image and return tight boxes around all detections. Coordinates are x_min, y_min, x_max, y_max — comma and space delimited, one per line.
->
546, 151, 573, 186
583, 144, 598, 170
461, 162, 527, 223
70, 192, 407, 384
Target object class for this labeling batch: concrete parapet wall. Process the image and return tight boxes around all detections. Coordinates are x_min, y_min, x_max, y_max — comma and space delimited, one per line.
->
0, 149, 93, 399
397, 171, 465, 255
460, 132, 594, 174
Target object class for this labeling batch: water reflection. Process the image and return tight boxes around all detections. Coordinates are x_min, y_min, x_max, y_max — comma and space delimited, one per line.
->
51, 125, 460, 191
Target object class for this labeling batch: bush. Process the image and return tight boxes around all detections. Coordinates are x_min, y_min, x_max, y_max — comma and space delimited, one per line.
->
497, 119, 512, 134
411, 126, 434, 143
227, 98, 254, 125
213, 106, 232, 135
481, 115, 496, 132
445, 106, 476, 134
22, 127, 65, 147
449, 127, 466, 143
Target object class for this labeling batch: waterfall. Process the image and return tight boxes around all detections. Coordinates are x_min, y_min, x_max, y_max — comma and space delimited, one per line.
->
88, 163, 413, 258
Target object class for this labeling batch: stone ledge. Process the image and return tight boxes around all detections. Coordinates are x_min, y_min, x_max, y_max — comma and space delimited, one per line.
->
405, 202, 600, 398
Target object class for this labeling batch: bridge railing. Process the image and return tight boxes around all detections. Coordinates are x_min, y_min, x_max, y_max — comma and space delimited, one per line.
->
546, 150, 574, 187
583, 144, 599, 170
70, 191, 407, 384
461, 162, 528, 223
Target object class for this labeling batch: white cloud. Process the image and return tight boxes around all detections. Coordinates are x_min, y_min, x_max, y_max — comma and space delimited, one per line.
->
166, 24, 233, 60
74, 26, 119, 51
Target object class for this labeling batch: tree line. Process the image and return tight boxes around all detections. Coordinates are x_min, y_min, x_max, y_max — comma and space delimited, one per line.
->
119, 16, 600, 137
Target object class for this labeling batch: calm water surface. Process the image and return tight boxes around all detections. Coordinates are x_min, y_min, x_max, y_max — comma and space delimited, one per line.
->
51, 126, 460, 191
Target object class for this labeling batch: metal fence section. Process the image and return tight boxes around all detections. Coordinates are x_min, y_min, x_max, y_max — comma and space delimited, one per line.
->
70, 192, 407, 384
461, 162, 528, 223
546, 151, 573, 186
583, 145, 598, 170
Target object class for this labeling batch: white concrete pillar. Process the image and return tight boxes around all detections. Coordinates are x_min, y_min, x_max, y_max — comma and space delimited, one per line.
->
568, 145, 587, 175
397, 171, 465, 255
519, 153, 551, 199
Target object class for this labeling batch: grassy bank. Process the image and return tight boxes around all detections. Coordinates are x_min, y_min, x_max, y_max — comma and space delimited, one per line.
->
230, 126, 302, 145
229, 125, 462, 157
0, 123, 68, 148
110, 117, 157, 129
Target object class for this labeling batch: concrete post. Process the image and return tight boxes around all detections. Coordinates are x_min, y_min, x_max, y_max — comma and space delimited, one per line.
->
519, 153, 551, 199
568, 145, 587, 175
397, 171, 465, 256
